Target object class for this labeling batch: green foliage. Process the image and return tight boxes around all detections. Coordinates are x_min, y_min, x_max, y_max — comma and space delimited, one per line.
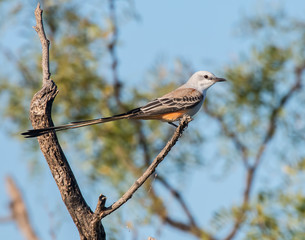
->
244, 187, 305, 240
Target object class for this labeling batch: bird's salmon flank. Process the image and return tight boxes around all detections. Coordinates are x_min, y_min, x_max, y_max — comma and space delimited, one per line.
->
160, 111, 187, 121
22, 71, 226, 138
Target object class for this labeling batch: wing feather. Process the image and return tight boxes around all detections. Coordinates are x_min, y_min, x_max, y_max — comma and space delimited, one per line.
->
140, 88, 203, 116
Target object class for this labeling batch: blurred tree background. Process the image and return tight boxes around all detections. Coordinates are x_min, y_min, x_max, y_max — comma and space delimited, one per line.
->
0, 0, 305, 239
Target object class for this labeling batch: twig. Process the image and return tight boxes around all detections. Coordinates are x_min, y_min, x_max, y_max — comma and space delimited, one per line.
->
156, 175, 196, 226
153, 176, 214, 239
163, 216, 214, 239
5, 176, 39, 240
144, 177, 214, 239
33, 3, 50, 84
204, 105, 249, 167
99, 115, 192, 218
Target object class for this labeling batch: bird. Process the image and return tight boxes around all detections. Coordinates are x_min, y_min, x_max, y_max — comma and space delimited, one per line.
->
21, 71, 226, 138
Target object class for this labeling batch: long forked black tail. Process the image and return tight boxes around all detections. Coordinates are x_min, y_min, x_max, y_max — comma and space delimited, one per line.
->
21, 114, 131, 138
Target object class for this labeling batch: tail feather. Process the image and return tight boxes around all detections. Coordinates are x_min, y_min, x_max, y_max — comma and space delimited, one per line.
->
21, 114, 129, 138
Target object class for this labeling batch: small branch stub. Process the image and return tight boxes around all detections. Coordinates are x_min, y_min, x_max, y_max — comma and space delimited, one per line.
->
94, 195, 107, 216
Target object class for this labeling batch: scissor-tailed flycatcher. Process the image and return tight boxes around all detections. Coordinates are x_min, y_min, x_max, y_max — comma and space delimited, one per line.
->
22, 71, 226, 138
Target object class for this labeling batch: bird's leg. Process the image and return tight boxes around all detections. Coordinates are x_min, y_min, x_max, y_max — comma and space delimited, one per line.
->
168, 122, 178, 128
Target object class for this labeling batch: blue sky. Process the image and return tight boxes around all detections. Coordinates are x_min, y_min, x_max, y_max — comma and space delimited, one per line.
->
1, 1, 305, 240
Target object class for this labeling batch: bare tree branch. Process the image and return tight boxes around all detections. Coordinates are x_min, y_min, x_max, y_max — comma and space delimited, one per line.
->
204, 105, 249, 167
163, 216, 214, 240
254, 63, 305, 167
5, 176, 39, 240
144, 177, 214, 240
156, 175, 197, 226
99, 115, 192, 219
224, 64, 305, 240
29, 4, 105, 239
135, 117, 204, 237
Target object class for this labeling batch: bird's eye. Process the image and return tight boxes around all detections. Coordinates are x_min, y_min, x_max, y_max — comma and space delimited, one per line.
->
204, 75, 208, 79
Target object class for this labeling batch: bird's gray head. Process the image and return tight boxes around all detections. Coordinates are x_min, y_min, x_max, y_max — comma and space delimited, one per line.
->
185, 71, 226, 93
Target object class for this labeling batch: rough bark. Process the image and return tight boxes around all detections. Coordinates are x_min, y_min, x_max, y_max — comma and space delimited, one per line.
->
31, 4, 105, 240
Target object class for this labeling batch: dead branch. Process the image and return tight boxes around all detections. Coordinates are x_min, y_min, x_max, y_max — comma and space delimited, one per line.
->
30, 4, 105, 239
151, 176, 215, 240
224, 64, 305, 240
204, 105, 249, 167
5, 176, 39, 240
33, 4, 50, 83
156, 175, 196, 226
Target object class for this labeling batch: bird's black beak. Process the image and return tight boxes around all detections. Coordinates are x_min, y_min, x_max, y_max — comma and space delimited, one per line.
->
214, 77, 226, 82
